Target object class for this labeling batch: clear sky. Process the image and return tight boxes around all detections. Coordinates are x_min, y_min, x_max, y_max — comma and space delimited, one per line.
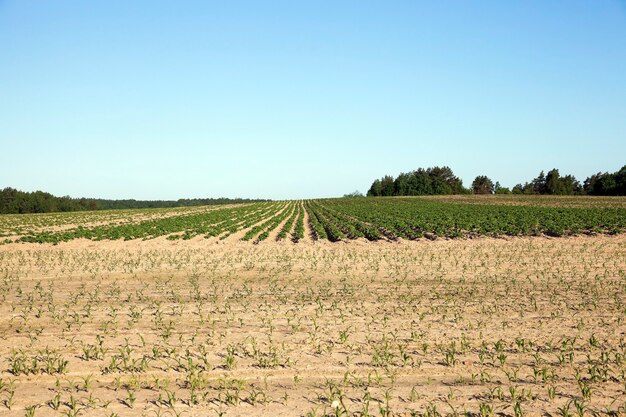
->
1, 1, 625, 200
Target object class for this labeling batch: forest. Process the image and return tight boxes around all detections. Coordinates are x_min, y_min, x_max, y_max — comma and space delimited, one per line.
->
367, 165, 626, 196
0, 188, 266, 214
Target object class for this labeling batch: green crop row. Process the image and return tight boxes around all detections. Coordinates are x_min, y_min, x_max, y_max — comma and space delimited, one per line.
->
17, 203, 275, 244
291, 204, 305, 242
207, 203, 282, 239
276, 203, 301, 241
317, 198, 626, 240
241, 203, 292, 241
305, 202, 344, 241
304, 202, 327, 241
309, 201, 382, 241
4, 197, 625, 244
256, 203, 297, 241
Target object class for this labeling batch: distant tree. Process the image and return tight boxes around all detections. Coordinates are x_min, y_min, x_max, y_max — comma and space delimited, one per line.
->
531, 171, 546, 194
542, 169, 580, 195
584, 173, 602, 195
431, 177, 452, 195
0, 187, 266, 214
584, 165, 626, 195
472, 176, 495, 194
410, 169, 434, 195
394, 173, 411, 196
545, 169, 561, 195
366, 165, 625, 198
343, 190, 364, 198
380, 175, 395, 197
494, 182, 511, 194
428, 166, 466, 194
597, 174, 617, 195
585, 172, 615, 195
0, 188, 18, 214
367, 179, 383, 197
561, 175, 581, 195
366, 166, 468, 197
616, 165, 626, 195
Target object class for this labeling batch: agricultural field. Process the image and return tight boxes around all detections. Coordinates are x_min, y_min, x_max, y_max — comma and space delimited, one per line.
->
0, 196, 625, 416
2, 196, 626, 245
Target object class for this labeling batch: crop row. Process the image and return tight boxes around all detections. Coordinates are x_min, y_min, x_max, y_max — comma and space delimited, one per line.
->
304, 201, 328, 240
13, 202, 301, 244
317, 198, 626, 239
310, 201, 383, 240
276, 203, 302, 241
201, 203, 285, 240
5, 197, 626, 244
291, 204, 305, 242
241, 203, 294, 241
16, 203, 277, 244
304, 201, 385, 242
0, 206, 209, 238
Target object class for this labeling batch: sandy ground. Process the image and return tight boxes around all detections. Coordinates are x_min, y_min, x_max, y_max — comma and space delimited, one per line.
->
1, 235, 625, 416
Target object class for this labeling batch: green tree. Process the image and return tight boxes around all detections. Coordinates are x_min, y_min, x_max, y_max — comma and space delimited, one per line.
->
367, 180, 383, 197
472, 176, 495, 194
380, 175, 395, 196
394, 173, 411, 196
410, 169, 433, 195
616, 165, 626, 195
545, 169, 561, 194
532, 171, 546, 194
494, 182, 511, 194
585, 172, 617, 195
428, 166, 465, 194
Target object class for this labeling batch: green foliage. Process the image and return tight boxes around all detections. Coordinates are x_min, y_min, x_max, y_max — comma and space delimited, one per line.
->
513, 168, 583, 195
0, 187, 268, 214
584, 165, 626, 195
3, 196, 626, 244
292, 205, 305, 242
369, 165, 626, 197
472, 176, 495, 194
494, 182, 511, 194
313, 198, 626, 240
16, 202, 278, 244
367, 166, 467, 197
242, 203, 294, 241
276, 204, 299, 241
306, 202, 344, 242
0, 188, 96, 214
305, 202, 328, 240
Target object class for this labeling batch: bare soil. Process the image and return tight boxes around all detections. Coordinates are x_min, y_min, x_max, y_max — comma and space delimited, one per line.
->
0, 235, 625, 416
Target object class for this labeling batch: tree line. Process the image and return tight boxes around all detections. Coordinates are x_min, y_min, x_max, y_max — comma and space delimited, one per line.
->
367, 166, 467, 197
0, 187, 268, 214
366, 165, 626, 196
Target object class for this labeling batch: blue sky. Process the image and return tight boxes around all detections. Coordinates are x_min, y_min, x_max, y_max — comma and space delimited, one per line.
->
1, 1, 625, 200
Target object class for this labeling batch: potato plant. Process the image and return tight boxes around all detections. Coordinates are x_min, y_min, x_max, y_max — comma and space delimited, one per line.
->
3, 196, 624, 245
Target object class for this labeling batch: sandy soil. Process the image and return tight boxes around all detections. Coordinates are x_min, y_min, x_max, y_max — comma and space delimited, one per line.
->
0, 235, 625, 416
